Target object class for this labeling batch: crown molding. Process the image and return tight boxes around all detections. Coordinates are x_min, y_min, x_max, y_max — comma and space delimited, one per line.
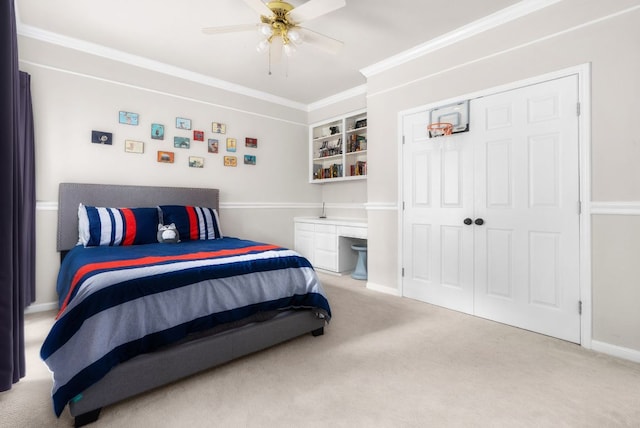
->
306, 85, 367, 112
360, 0, 562, 78
17, 24, 308, 112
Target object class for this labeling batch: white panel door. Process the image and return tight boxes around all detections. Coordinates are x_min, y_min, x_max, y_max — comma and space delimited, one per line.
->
472, 76, 581, 343
402, 111, 474, 313
401, 75, 581, 343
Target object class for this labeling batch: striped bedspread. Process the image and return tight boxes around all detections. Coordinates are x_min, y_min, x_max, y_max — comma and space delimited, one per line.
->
41, 238, 331, 416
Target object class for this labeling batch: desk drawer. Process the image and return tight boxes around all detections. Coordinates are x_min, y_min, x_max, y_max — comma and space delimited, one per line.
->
295, 222, 315, 232
314, 224, 336, 234
337, 225, 367, 239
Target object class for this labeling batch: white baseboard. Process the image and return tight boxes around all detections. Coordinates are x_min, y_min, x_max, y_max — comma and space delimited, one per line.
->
366, 281, 401, 296
25, 302, 57, 314
591, 340, 640, 363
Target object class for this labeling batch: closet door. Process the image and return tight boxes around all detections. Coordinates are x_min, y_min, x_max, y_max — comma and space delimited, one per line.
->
471, 75, 581, 343
402, 111, 474, 313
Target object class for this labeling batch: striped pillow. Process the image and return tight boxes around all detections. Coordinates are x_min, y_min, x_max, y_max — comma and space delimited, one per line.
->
78, 204, 159, 247
159, 205, 222, 241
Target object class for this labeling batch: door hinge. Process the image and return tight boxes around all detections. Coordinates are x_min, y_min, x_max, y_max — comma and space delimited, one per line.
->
577, 102, 581, 116
578, 300, 582, 315
578, 201, 582, 215
402, 267, 405, 277
402, 135, 406, 145
402, 201, 405, 211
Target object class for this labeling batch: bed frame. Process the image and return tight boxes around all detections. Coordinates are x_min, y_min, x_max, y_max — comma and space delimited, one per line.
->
56, 183, 326, 427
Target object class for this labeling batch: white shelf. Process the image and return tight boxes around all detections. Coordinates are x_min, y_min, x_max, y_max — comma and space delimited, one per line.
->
309, 110, 367, 183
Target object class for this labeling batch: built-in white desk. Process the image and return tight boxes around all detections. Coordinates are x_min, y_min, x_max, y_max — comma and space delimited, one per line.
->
294, 217, 367, 274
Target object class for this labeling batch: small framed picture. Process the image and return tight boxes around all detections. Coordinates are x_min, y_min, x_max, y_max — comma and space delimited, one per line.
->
174, 136, 190, 149
223, 156, 237, 167
176, 117, 191, 130
91, 130, 113, 145
244, 154, 256, 165
151, 123, 164, 140
119, 111, 139, 126
193, 130, 204, 141
189, 156, 204, 168
157, 151, 174, 163
208, 139, 219, 154
245, 137, 257, 148
212, 122, 226, 134
125, 140, 144, 154
226, 138, 237, 152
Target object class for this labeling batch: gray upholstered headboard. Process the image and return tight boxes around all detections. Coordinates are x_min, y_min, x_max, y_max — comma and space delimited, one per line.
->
57, 183, 220, 252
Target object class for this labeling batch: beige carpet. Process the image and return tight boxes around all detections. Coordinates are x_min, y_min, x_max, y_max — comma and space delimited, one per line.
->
2, 273, 640, 428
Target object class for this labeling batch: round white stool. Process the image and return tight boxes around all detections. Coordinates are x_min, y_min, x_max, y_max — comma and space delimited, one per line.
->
351, 244, 367, 280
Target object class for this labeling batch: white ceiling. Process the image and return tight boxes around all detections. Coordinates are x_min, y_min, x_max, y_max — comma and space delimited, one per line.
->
16, 0, 527, 107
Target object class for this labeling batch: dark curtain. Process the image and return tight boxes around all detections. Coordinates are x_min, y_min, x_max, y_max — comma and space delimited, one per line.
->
1, 0, 36, 392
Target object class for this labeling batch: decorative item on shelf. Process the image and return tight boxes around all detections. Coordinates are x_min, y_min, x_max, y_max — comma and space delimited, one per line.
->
354, 118, 367, 129
349, 134, 367, 152
330, 126, 339, 135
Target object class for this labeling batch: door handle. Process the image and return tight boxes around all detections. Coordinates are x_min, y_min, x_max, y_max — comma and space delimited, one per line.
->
463, 218, 473, 225
474, 218, 484, 226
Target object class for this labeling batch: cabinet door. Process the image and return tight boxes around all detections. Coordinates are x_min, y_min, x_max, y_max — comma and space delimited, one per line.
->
294, 223, 315, 264
314, 225, 338, 271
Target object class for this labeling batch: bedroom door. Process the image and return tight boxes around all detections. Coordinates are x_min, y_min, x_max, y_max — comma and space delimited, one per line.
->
402, 75, 581, 343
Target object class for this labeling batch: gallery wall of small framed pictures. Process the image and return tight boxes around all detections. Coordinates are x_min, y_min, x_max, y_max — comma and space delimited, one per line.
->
91, 112, 260, 169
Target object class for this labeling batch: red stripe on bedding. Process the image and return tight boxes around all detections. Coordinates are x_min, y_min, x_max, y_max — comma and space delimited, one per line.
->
186, 206, 199, 240
121, 208, 136, 246
57, 244, 280, 317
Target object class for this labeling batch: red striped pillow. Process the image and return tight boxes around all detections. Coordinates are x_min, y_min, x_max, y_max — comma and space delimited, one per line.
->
158, 205, 222, 241
78, 204, 159, 247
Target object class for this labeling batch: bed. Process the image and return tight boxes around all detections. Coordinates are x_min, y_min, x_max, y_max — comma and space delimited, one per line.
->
41, 183, 331, 427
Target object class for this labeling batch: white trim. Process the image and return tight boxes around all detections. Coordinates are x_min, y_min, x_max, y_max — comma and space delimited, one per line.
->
364, 202, 398, 211
591, 340, 640, 364
368, 4, 640, 99
220, 202, 319, 210
25, 302, 58, 314
590, 202, 640, 216
360, 0, 562, 78
20, 60, 307, 127
366, 282, 401, 296
17, 24, 308, 112
307, 85, 367, 112
397, 64, 593, 347
36, 201, 58, 210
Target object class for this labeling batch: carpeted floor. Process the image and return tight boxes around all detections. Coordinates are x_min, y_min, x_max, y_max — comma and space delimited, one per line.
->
2, 273, 640, 427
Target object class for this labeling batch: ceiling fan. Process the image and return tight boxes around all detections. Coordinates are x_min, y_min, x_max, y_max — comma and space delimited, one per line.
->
202, 0, 346, 57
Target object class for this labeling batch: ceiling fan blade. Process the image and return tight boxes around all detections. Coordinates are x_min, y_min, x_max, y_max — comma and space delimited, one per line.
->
298, 27, 343, 55
287, 0, 346, 23
202, 24, 258, 35
242, 0, 274, 17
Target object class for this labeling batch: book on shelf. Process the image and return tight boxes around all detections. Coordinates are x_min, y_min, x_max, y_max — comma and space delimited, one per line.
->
348, 134, 367, 152
350, 160, 367, 176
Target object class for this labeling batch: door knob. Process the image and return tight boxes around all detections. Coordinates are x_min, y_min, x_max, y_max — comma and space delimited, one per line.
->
474, 218, 484, 226
463, 218, 473, 225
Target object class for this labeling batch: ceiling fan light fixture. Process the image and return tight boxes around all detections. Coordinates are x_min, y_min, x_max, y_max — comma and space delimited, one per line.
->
256, 38, 270, 53
287, 27, 303, 45
283, 42, 296, 57
258, 22, 273, 37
